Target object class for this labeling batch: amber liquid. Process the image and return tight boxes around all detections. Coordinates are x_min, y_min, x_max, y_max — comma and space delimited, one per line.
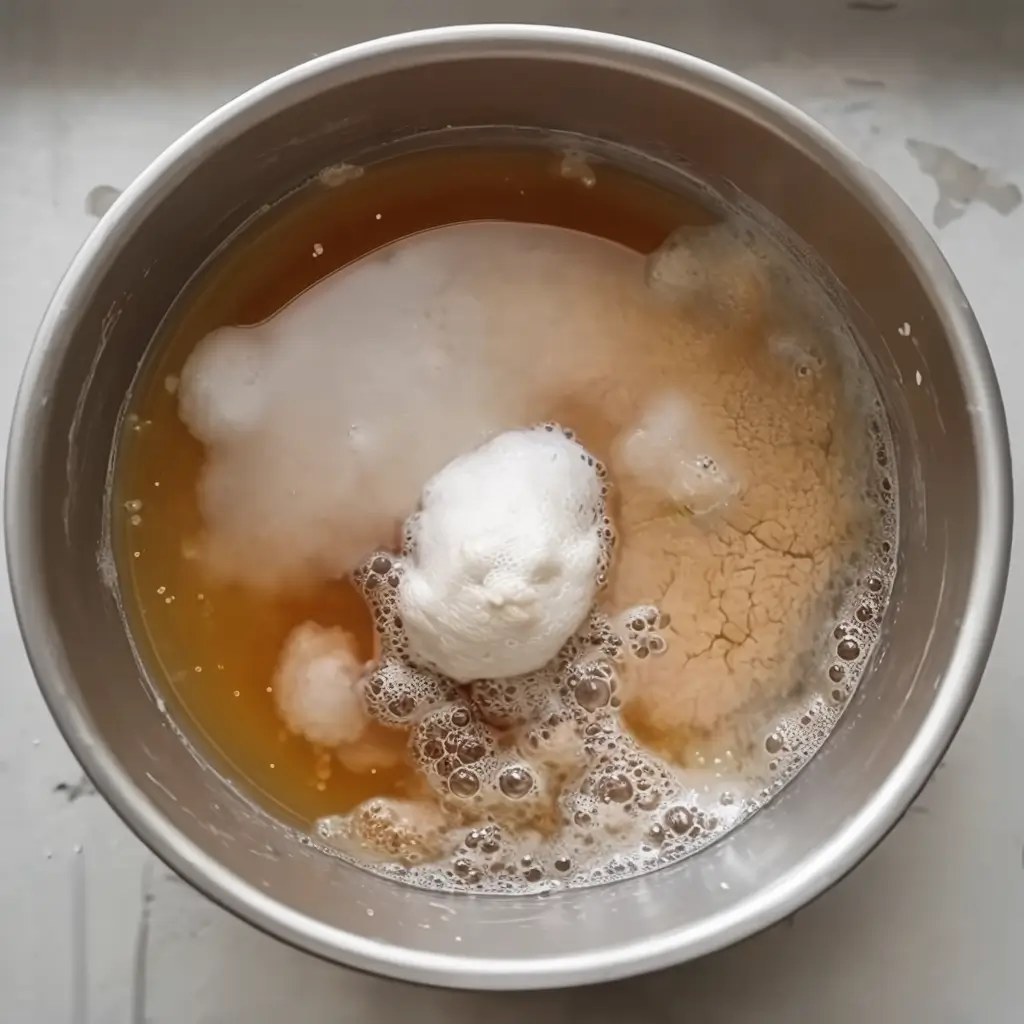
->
116, 146, 715, 827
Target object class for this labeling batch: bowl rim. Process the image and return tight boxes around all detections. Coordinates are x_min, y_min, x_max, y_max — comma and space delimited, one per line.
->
5, 23, 1013, 990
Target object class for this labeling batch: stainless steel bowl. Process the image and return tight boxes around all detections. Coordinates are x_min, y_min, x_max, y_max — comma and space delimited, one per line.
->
5, 25, 1012, 990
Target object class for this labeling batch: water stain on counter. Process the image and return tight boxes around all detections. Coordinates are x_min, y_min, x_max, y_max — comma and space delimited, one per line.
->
85, 184, 121, 219
907, 139, 1023, 228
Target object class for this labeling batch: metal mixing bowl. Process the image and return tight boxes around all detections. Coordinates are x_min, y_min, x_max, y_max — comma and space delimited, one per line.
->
5, 25, 1012, 990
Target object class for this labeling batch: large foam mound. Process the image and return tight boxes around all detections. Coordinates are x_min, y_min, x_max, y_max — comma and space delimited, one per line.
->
177, 222, 644, 588
398, 427, 606, 681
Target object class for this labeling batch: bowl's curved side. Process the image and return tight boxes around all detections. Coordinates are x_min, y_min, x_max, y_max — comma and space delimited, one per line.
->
5, 24, 1013, 990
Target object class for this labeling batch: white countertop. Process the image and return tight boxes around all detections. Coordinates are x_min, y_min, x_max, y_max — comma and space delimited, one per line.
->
2, 2, 1022, 1021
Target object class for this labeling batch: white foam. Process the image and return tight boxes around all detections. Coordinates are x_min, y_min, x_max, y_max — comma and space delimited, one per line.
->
272, 622, 370, 746
177, 222, 642, 588
399, 427, 605, 681
614, 392, 740, 515
179, 329, 267, 444
646, 222, 765, 324
319, 797, 448, 865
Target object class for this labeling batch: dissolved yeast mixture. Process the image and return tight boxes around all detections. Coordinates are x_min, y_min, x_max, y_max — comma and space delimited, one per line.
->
116, 147, 896, 892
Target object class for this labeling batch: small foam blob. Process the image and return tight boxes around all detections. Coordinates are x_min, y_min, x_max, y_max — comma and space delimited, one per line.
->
646, 222, 766, 327
179, 329, 268, 444
559, 151, 597, 188
318, 797, 447, 865
272, 622, 370, 747
615, 393, 740, 515
398, 426, 606, 681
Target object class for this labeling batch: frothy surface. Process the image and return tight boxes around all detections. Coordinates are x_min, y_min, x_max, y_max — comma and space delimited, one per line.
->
318, 540, 750, 888
121, 154, 897, 895
400, 426, 608, 681
177, 222, 642, 589
615, 392, 738, 516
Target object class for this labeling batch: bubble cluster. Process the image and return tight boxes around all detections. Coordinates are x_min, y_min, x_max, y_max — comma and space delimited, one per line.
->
363, 660, 453, 727
614, 392, 740, 517
316, 512, 772, 890
352, 553, 411, 658
280, 219, 900, 895
410, 702, 494, 792
318, 798, 447, 866
617, 606, 669, 660
313, 396, 899, 893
